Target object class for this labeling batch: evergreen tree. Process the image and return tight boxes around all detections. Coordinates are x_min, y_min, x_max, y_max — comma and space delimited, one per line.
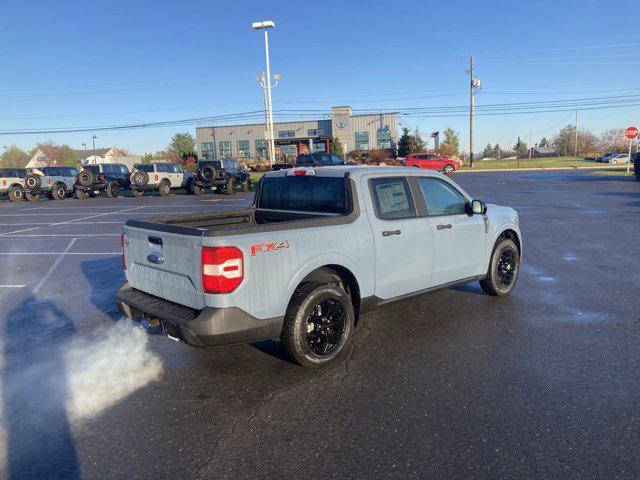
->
442, 127, 460, 155
331, 137, 345, 158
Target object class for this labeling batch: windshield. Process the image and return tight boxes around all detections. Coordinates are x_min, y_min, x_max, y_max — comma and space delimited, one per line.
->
258, 176, 348, 214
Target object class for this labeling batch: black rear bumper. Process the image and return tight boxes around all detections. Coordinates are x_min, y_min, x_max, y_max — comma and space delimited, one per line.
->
116, 283, 283, 347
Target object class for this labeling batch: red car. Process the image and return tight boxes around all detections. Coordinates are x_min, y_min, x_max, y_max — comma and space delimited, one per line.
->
404, 153, 461, 173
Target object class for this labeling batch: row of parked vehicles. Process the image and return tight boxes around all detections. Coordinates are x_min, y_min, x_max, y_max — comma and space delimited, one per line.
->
0, 159, 251, 202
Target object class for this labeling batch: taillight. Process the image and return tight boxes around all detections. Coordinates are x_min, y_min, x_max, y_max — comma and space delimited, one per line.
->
98, 173, 105, 182
154, 174, 158, 182
201, 246, 243, 294
46, 178, 51, 185
121, 233, 126, 270
1, 180, 5, 187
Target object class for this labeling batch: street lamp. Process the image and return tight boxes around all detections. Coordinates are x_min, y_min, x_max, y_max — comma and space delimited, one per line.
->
252, 20, 277, 165
92, 135, 97, 150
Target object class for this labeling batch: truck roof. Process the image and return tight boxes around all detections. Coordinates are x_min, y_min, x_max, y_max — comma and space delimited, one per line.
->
263, 165, 448, 180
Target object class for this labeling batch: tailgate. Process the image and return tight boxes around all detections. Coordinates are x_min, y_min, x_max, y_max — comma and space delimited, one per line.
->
124, 225, 205, 310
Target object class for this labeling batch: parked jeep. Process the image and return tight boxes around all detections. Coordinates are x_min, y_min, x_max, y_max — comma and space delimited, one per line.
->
217, 159, 251, 192
130, 163, 192, 197
24, 166, 78, 201
0, 168, 27, 202
75, 163, 131, 199
187, 160, 233, 195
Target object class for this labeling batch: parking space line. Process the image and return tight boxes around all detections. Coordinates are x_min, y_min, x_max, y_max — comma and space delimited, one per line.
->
33, 238, 78, 293
0, 234, 120, 237
0, 285, 26, 288
0, 206, 146, 237
0, 252, 120, 255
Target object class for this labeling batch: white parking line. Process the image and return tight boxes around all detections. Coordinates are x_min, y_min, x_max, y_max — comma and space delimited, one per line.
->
0, 234, 120, 237
0, 252, 120, 255
33, 238, 78, 293
0, 206, 146, 237
0, 285, 26, 288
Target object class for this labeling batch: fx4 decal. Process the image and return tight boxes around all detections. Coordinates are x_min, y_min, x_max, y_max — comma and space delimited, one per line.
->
250, 240, 289, 256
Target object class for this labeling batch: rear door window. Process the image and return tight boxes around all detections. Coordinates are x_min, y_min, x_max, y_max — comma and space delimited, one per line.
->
417, 177, 467, 216
135, 164, 154, 173
369, 177, 415, 220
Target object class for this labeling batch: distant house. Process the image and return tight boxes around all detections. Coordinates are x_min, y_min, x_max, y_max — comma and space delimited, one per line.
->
531, 146, 557, 158
26, 147, 140, 169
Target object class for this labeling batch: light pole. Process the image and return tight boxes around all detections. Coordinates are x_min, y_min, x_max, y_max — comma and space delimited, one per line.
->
82, 142, 87, 151
92, 135, 97, 150
252, 20, 277, 165
257, 69, 280, 163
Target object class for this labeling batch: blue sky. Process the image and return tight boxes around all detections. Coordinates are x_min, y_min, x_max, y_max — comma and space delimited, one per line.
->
1, 0, 639, 154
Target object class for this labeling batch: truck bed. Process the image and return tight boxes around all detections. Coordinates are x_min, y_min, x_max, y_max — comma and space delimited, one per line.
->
126, 207, 351, 238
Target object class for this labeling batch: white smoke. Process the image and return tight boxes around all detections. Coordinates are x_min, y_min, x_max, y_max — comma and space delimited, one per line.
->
63, 319, 163, 421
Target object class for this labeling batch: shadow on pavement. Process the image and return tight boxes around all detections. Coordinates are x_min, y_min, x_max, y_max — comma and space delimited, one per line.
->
3, 297, 80, 479
80, 257, 124, 321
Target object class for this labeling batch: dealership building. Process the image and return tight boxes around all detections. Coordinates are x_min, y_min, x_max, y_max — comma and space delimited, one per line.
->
195, 106, 398, 161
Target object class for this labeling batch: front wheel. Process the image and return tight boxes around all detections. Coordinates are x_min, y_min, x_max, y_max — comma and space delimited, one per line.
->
280, 283, 355, 367
443, 164, 455, 174
52, 184, 67, 200
106, 181, 120, 198
225, 181, 235, 195
159, 181, 171, 196
480, 238, 520, 296
8, 186, 24, 202
242, 179, 251, 192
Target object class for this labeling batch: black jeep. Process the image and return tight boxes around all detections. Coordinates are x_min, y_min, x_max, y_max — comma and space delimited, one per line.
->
75, 163, 131, 199
187, 160, 233, 195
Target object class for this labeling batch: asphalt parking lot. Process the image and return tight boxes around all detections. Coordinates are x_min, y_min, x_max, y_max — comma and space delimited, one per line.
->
0, 170, 638, 479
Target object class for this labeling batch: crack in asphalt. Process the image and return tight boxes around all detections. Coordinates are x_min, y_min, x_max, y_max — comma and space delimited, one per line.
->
193, 320, 376, 479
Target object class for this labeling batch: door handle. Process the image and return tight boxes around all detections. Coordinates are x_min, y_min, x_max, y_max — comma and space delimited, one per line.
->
382, 229, 401, 237
436, 224, 452, 230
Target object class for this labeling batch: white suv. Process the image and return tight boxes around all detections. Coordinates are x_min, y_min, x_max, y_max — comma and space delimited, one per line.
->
130, 163, 192, 197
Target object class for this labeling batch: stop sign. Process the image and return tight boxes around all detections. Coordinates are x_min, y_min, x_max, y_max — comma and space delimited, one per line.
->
625, 126, 638, 139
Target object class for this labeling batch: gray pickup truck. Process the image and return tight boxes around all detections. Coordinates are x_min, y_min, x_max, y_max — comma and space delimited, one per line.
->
117, 166, 522, 367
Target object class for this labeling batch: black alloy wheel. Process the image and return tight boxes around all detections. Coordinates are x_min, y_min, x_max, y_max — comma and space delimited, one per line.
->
305, 299, 346, 357
496, 248, 517, 288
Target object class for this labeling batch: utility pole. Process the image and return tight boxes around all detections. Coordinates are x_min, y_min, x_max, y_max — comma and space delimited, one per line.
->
574, 111, 578, 157
529, 132, 532, 159
467, 55, 480, 168
92, 135, 97, 150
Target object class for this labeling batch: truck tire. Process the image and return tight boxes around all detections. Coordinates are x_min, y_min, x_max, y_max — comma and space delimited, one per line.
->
159, 180, 171, 196
132, 170, 149, 187
25, 174, 41, 190
106, 181, 120, 198
190, 183, 202, 195
8, 185, 24, 202
131, 189, 144, 198
76, 169, 94, 187
242, 179, 251, 192
225, 181, 235, 195
479, 238, 520, 296
280, 283, 355, 367
443, 164, 455, 174
25, 192, 40, 202
75, 188, 87, 199
51, 183, 67, 200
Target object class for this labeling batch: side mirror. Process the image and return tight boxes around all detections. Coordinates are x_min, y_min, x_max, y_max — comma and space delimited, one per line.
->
471, 199, 487, 215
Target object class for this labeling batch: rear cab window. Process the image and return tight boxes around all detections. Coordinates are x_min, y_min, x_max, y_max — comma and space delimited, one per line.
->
258, 175, 349, 214
369, 177, 416, 220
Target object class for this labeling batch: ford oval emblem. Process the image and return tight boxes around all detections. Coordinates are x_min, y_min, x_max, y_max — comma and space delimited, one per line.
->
147, 252, 164, 265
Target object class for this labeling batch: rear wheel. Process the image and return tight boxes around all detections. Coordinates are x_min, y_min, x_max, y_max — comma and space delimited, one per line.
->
225, 181, 235, 195
480, 238, 520, 296
159, 180, 171, 196
242, 179, 251, 192
131, 189, 144, 198
52, 183, 66, 200
106, 181, 120, 198
8, 185, 24, 202
443, 164, 455, 174
75, 189, 87, 199
280, 283, 355, 367
25, 192, 40, 202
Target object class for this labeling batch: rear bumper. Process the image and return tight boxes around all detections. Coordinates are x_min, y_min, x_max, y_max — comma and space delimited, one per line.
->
116, 283, 283, 347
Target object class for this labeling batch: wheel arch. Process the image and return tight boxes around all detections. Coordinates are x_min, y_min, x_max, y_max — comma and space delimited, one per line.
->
291, 264, 362, 323
496, 228, 521, 256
